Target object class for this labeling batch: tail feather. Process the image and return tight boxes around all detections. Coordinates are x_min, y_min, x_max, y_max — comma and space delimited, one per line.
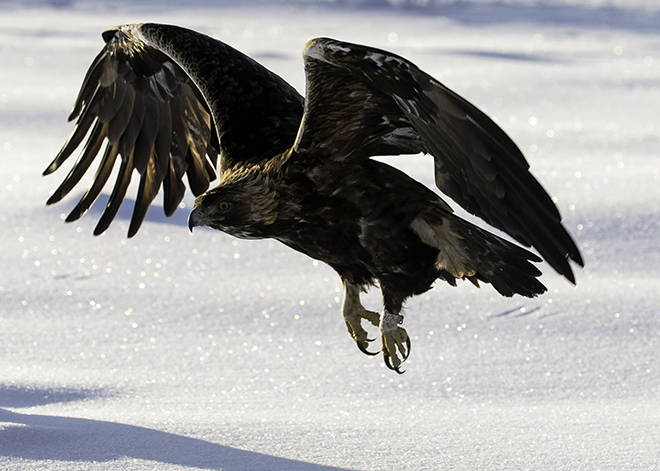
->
443, 214, 547, 298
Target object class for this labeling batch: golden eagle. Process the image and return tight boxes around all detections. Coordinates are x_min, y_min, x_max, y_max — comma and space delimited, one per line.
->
45, 24, 582, 373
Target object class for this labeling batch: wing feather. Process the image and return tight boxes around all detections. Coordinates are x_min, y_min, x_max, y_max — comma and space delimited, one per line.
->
169, 94, 190, 176
47, 120, 107, 205
46, 23, 303, 237
65, 140, 120, 222
44, 101, 99, 176
118, 92, 146, 161
132, 94, 159, 174
296, 38, 582, 282
153, 99, 172, 176
163, 158, 185, 217
129, 148, 160, 237
107, 84, 136, 144
138, 23, 304, 169
68, 52, 113, 120
94, 150, 134, 235
98, 79, 127, 124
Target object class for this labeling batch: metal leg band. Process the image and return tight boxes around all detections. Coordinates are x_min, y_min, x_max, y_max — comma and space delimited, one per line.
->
382, 312, 404, 326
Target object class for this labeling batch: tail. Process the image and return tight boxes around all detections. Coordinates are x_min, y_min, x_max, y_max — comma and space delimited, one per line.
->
411, 207, 547, 298
443, 214, 547, 298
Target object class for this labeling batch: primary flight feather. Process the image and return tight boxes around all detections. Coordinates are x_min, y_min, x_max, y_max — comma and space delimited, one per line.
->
45, 24, 583, 372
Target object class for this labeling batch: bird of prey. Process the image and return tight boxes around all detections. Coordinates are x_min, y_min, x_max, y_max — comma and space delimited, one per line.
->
45, 24, 583, 373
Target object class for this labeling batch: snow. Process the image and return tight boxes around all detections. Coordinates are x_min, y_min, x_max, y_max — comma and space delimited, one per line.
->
1, 1, 659, 470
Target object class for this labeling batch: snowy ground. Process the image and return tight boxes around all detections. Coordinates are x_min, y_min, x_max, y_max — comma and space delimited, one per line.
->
1, 1, 659, 470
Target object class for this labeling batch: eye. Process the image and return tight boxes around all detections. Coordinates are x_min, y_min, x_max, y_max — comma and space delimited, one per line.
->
218, 201, 232, 212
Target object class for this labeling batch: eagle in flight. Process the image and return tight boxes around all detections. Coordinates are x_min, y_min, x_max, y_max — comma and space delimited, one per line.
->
45, 24, 582, 373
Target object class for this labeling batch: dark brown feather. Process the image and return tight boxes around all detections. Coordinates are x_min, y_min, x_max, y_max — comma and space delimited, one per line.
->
65, 140, 120, 222
132, 94, 159, 174
47, 23, 302, 237
44, 103, 98, 175
295, 38, 582, 282
47, 120, 106, 204
129, 148, 160, 237
94, 150, 134, 235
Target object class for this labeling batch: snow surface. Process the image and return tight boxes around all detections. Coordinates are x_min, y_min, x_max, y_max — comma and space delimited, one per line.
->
1, 1, 659, 470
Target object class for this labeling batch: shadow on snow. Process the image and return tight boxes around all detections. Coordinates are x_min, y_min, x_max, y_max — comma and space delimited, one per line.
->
0, 407, 356, 471
0, 384, 113, 409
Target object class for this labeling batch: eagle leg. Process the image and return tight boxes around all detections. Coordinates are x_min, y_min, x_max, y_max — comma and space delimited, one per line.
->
380, 312, 410, 373
341, 280, 380, 356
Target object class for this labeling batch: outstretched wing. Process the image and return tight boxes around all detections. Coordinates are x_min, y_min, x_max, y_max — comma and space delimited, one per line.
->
295, 38, 582, 283
45, 23, 303, 237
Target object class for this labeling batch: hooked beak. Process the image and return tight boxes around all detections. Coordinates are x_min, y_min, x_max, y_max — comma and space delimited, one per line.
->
188, 209, 204, 233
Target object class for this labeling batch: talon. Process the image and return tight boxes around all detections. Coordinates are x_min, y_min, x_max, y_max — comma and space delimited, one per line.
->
384, 355, 406, 374
357, 340, 379, 356
340, 281, 384, 359
402, 335, 411, 360
379, 316, 410, 372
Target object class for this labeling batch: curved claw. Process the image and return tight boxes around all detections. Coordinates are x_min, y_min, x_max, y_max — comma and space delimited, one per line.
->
402, 335, 411, 360
381, 327, 411, 372
384, 355, 406, 374
357, 340, 380, 356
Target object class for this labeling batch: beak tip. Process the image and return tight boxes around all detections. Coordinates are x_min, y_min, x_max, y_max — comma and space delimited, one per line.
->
188, 209, 201, 233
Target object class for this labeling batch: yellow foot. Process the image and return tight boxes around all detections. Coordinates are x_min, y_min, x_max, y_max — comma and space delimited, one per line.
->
341, 281, 381, 356
380, 312, 411, 374
344, 308, 381, 356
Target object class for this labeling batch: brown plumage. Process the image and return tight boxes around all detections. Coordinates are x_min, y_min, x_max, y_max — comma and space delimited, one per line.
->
45, 24, 583, 372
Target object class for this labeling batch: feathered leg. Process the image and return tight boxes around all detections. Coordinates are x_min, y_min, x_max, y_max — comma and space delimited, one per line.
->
341, 279, 381, 356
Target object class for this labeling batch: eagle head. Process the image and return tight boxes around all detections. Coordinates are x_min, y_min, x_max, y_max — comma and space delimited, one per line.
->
188, 172, 279, 239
